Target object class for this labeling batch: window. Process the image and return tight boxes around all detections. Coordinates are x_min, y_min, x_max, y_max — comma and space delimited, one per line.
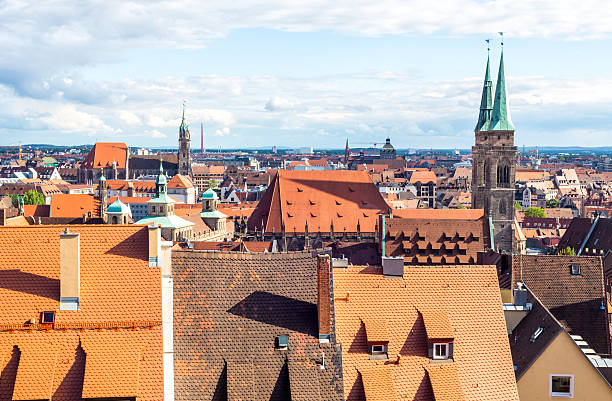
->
570, 264, 581, 276
276, 335, 288, 350
41, 311, 55, 324
371, 345, 385, 354
433, 343, 449, 359
550, 375, 573, 397
530, 327, 544, 342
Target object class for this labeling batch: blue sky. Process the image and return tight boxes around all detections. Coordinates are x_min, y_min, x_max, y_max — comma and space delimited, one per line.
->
2, 0, 612, 149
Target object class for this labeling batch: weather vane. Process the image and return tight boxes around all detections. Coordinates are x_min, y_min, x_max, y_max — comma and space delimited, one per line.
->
499, 32, 504, 46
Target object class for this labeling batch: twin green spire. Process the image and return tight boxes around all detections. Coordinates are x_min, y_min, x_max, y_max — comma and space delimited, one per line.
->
475, 45, 514, 132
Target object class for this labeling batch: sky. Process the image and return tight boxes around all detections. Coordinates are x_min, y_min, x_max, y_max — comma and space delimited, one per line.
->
2, 0, 612, 149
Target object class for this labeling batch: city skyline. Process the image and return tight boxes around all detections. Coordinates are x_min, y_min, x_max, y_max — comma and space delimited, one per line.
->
3, 1, 612, 148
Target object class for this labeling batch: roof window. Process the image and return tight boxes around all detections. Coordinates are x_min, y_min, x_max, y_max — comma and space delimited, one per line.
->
530, 327, 544, 342
40, 311, 55, 324
276, 335, 288, 350
570, 264, 581, 276
433, 343, 450, 360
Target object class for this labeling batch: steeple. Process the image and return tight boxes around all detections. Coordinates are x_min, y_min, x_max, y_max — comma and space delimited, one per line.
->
179, 102, 189, 137
475, 45, 493, 132
489, 38, 515, 131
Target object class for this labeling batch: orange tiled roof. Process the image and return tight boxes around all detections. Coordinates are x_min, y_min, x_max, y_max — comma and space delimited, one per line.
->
333, 266, 519, 401
248, 170, 390, 233
168, 174, 194, 189
408, 170, 437, 184
0, 225, 162, 400
360, 367, 398, 401
81, 143, 129, 169
363, 317, 390, 343
426, 364, 465, 401
23, 204, 50, 217
421, 309, 454, 340
50, 194, 100, 218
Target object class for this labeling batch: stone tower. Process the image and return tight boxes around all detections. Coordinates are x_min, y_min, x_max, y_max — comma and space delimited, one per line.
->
178, 105, 193, 178
471, 45, 517, 253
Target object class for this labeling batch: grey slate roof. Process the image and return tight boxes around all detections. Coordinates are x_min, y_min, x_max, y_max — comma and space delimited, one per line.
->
172, 250, 344, 401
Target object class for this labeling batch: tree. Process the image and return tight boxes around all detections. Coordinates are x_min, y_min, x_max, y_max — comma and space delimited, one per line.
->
456, 204, 465, 209
9, 190, 45, 207
514, 202, 522, 210
559, 246, 576, 256
546, 198, 559, 208
524, 207, 546, 218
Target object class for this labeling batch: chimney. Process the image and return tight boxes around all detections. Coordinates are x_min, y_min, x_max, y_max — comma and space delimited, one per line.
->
317, 254, 331, 343
382, 256, 404, 277
149, 225, 161, 267
60, 228, 80, 310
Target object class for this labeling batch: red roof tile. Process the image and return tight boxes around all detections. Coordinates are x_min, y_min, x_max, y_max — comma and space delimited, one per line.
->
81, 143, 129, 169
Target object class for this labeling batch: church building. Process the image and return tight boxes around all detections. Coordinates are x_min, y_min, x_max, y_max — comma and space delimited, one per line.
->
471, 43, 517, 254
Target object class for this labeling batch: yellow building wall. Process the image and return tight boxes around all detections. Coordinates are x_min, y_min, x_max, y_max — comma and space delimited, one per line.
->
518, 331, 612, 400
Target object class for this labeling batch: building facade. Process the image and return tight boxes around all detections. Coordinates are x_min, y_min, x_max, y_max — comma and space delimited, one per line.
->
472, 47, 517, 253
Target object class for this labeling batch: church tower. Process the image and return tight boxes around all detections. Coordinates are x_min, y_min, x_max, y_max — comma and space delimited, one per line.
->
178, 105, 193, 178
471, 40, 517, 253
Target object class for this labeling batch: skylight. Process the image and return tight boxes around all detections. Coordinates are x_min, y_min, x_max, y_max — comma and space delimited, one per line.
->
530, 327, 544, 342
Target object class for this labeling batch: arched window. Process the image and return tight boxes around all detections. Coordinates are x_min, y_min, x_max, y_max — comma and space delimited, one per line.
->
499, 199, 506, 215
484, 161, 490, 185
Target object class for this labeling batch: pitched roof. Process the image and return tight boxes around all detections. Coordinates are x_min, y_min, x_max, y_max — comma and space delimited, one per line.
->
81, 143, 129, 169
334, 266, 519, 401
168, 174, 194, 189
50, 194, 100, 218
408, 170, 437, 184
513, 254, 610, 355
426, 364, 466, 401
383, 214, 487, 265
248, 170, 390, 233
23, 204, 50, 217
558, 217, 612, 256
172, 250, 344, 400
421, 309, 454, 340
392, 209, 484, 220
0, 225, 162, 399
509, 287, 564, 379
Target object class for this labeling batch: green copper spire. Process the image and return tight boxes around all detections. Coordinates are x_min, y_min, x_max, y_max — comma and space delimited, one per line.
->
179, 101, 189, 133
489, 43, 515, 131
475, 50, 493, 132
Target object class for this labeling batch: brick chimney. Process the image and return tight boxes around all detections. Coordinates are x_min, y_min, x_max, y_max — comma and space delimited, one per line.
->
317, 254, 331, 343
60, 228, 80, 310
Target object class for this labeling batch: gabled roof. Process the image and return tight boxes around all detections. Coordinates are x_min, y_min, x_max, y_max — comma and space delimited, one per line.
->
168, 174, 194, 189
248, 170, 390, 233
0, 225, 162, 399
558, 217, 612, 256
172, 250, 344, 400
334, 266, 519, 400
81, 143, 129, 169
512, 254, 610, 355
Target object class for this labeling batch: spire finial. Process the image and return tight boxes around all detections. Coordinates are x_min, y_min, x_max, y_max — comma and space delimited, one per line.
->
182, 99, 186, 121
485, 38, 491, 52
499, 32, 504, 46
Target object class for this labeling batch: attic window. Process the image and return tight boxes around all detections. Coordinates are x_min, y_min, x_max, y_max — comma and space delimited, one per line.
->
276, 335, 288, 350
433, 343, 449, 360
309, 200, 316, 205
335, 200, 342, 205
570, 264, 581, 276
348, 187, 355, 192
286, 200, 292, 205
297, 187, 303, 192
530, 327, 544, 342
40, 311, 55, 324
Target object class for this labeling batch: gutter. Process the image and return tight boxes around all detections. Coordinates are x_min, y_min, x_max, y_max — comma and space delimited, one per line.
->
381, 215, 386, 258
488, 216, 495, 251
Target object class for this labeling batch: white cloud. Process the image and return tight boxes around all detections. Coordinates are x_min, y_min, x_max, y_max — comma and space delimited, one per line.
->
38, 104, 115, 134
118, 110, 141, 126
150, 129, 167, 138
265, 96, 297, 111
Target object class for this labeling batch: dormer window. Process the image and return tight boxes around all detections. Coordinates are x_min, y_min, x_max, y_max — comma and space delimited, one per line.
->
363, 317, 389, 360
276, 335, 288, 350
421, 309, 454, 362
41, 311, 55, 324
433, 343, 449, 359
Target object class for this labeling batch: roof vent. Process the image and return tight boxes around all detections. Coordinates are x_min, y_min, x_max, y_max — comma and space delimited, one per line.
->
332, 257, 349, 268
382, 256, 404, 277
530, 327, 544, 342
